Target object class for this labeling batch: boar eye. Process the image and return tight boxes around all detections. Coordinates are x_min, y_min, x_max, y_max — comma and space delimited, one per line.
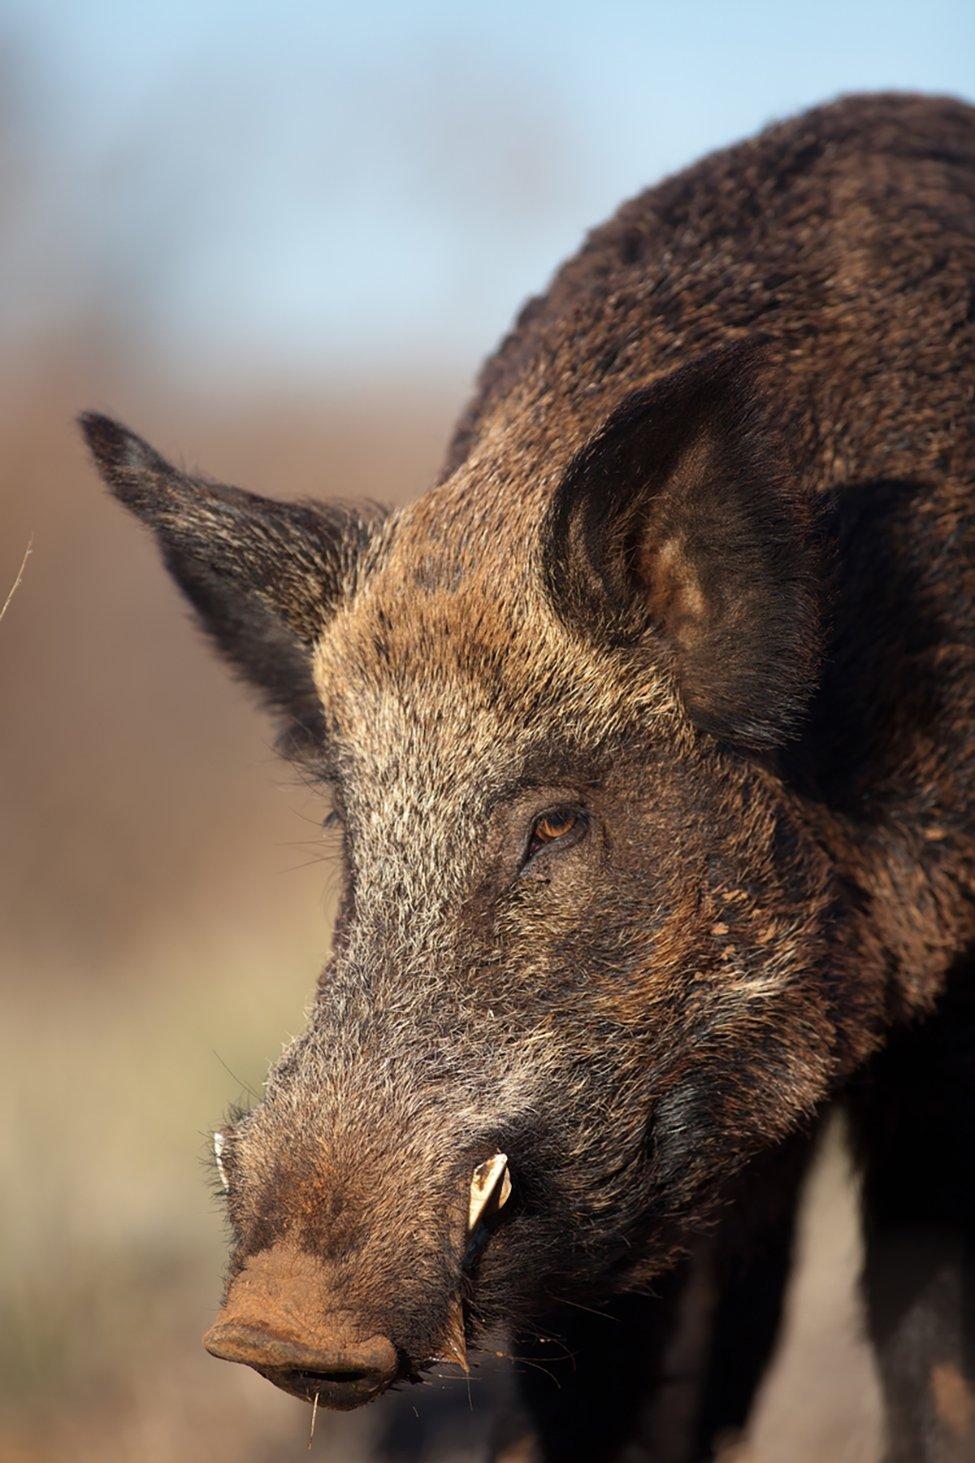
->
524, 806, 587, 865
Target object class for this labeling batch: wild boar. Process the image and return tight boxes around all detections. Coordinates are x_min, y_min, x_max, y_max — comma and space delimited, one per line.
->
83, 92, 975, 1462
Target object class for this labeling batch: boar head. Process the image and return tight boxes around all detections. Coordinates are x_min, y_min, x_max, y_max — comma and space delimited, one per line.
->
83, 345, 860, 1409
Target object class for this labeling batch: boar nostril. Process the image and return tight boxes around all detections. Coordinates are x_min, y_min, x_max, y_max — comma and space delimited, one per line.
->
203, 1320, 399, 1407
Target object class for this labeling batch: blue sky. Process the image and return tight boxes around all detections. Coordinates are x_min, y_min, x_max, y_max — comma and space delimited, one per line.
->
4, 0, 973, 378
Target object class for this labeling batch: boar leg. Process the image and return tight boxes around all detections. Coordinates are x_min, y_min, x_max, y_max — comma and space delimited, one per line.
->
850, 977, 975, 1463
498, 1126, 816, 1462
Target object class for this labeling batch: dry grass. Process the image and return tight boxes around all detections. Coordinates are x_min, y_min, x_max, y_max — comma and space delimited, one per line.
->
0, 538, 32, 625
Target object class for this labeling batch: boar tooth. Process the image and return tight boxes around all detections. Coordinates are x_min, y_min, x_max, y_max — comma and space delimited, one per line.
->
213, 1131, 230, 1191
468, 1152, 511, 1231
434, 1299, 469, 1372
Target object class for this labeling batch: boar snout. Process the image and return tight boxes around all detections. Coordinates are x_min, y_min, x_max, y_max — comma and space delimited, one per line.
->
202, 1155, 513, 1408
202, 1243, 400, 1408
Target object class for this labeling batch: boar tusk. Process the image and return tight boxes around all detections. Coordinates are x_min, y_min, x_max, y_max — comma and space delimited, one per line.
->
434, 1298, 469, 1373
468, 1152, 511, 1231
213, 1131, 230, 1191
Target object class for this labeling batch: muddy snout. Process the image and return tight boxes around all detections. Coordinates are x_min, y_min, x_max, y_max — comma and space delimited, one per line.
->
202, 1243, 401, 1408
203, 1153, 512, 1409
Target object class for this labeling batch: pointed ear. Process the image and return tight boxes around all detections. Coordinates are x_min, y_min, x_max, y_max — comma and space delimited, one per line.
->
81, 414, 386, 756
541, 344, 819, 749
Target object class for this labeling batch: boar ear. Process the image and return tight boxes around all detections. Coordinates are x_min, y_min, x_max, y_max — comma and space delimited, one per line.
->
81, 414, 385, 756
541, 344, 819, 748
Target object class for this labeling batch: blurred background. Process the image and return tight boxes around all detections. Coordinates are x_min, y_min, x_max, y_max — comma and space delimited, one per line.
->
1, 2, 972, 1459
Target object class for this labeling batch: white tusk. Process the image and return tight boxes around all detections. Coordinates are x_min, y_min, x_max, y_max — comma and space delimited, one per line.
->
468, 1152, 511, 1231
213, 1131, 230, 1191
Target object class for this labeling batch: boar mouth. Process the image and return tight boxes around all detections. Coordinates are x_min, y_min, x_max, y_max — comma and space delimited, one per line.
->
257, 1361, 406, 1411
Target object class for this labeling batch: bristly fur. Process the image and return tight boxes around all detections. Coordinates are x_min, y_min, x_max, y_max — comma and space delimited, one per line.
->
84, 92, 975, 1458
